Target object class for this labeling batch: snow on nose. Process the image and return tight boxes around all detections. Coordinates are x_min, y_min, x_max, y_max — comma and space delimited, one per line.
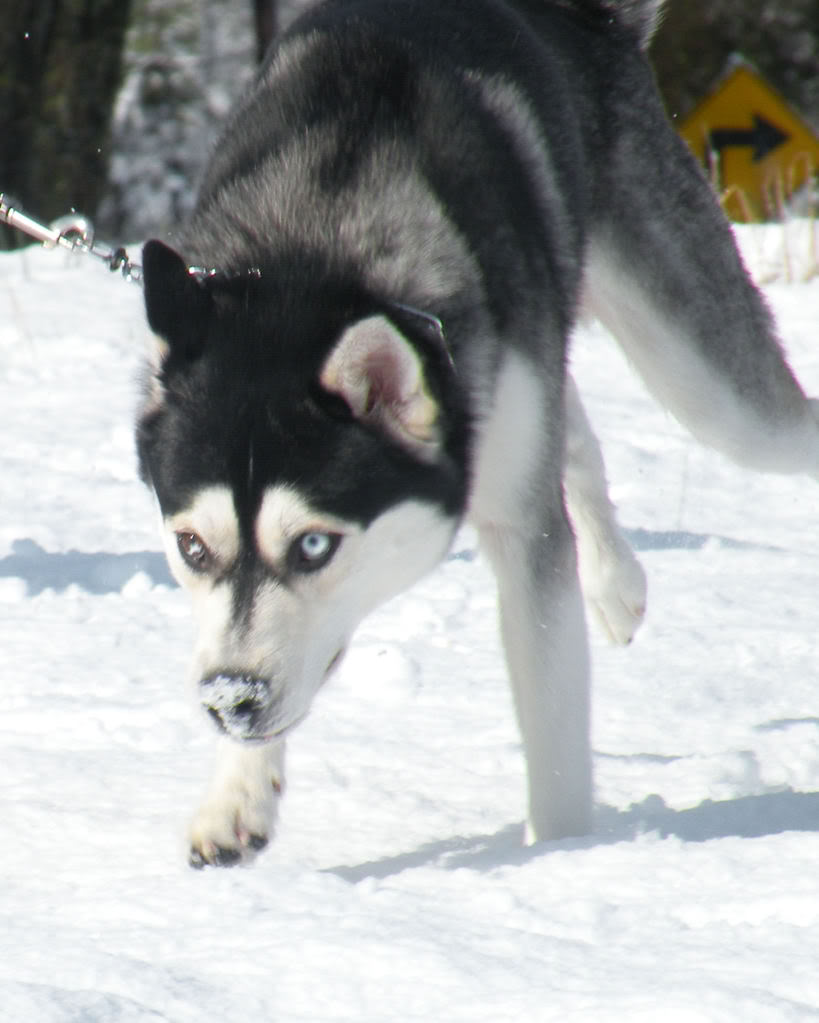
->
199, 672, 274, 740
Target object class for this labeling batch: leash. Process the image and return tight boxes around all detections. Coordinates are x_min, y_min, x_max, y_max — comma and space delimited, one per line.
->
0, 193, 454, 364
0, 193, 219, 288
0, 192, 143, 286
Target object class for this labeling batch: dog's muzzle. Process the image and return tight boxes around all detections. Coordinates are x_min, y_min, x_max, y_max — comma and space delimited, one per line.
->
199, 672, 279, 742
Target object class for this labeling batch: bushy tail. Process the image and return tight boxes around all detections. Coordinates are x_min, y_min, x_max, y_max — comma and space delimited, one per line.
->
582, 102, 819, 477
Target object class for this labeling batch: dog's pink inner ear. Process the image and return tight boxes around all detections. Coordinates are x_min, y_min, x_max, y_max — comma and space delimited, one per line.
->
320, 315, 441, 458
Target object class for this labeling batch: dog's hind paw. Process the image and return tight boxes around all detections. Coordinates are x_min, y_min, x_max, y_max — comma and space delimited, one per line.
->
579, 537, 647, 646
587, 575, 646, 645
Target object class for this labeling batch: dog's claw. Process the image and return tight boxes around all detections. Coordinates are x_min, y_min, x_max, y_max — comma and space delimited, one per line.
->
188, 829, 271, 869
189, 844, 243, 869
189, 850, 206, 870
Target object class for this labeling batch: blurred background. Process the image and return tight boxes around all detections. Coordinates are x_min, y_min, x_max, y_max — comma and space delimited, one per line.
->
0, 0, 817, 248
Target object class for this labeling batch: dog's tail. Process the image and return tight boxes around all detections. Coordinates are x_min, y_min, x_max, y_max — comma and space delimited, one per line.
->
581, 48, 819, 479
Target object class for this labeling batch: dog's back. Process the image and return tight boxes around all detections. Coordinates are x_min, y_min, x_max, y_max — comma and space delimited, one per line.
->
185, 0, 818, 476
187, 0, 605, 346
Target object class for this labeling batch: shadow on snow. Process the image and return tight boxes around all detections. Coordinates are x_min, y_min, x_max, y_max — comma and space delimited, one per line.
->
0, 538, 174, 594
325, 788, 819, 883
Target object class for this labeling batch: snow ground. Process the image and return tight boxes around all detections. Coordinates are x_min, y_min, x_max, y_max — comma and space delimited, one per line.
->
1, 226, 819, 1021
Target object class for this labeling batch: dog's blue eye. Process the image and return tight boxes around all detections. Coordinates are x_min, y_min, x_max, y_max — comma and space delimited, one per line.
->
292, 532, 340, 573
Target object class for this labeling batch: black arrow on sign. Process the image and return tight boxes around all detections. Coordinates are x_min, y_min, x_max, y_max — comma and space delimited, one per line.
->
709, 114, 789, 163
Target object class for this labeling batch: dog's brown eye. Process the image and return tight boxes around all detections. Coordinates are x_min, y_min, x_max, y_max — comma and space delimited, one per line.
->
177, 531, 211, 572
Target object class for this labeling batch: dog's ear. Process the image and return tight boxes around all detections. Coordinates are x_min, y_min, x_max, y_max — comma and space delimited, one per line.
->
142, 240, 211, 361
319, 315, 441, 459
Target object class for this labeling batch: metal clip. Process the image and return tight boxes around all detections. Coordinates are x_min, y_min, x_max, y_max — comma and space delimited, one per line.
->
0, 192, 143, 285
1, 192, 76, 250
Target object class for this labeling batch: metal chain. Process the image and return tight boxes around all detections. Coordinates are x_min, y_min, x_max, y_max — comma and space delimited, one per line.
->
0, 192, 143, 286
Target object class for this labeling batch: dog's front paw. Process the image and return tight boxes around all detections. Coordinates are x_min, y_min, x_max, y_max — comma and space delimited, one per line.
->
189, 830, 269, 869
188, 775, 282, 869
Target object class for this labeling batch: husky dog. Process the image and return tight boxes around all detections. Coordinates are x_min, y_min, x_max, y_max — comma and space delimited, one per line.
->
137, 0, 819, 867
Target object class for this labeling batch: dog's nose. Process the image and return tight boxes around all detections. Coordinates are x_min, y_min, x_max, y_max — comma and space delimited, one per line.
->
199, 672, 272, 739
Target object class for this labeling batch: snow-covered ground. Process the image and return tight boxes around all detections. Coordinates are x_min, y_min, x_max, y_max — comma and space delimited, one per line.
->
1, 225, 819, 1020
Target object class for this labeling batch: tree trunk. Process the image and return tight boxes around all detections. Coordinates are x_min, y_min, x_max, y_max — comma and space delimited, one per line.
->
0, 0, 132, 249
253, 0, 278, 64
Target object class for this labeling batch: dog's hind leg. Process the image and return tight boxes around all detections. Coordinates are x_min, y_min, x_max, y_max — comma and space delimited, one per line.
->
585, 78, 819, 477
188, 738, 285, 868
471, 354, 592, 842
564, 374, 646, 645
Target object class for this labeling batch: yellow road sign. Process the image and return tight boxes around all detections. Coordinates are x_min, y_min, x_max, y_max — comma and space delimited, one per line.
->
678, 62, 819, 221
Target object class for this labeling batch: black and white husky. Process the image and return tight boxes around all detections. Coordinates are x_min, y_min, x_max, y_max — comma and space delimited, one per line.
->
137, 0, 819, 867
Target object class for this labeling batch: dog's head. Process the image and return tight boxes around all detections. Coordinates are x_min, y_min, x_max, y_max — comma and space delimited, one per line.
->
136, 240, 468, 742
